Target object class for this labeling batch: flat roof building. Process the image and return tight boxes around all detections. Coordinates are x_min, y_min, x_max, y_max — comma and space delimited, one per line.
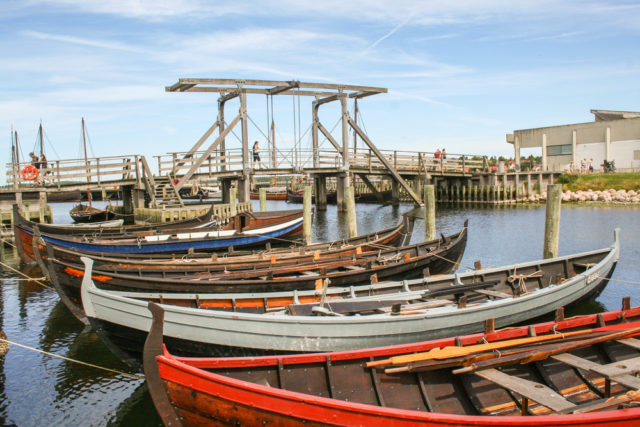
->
507, 110, 640, 172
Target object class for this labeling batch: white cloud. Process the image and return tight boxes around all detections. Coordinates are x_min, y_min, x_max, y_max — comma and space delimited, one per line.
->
22, 30, 143, 52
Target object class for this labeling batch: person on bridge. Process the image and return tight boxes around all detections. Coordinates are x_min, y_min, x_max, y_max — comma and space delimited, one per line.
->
252, 141, 262, 169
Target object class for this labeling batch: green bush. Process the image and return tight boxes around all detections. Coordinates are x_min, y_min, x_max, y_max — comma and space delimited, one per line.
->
556, 173, 579, 184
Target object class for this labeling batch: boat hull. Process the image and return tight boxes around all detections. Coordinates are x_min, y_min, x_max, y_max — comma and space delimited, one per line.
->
81, 230, 618, 366
148, 304, 640, 427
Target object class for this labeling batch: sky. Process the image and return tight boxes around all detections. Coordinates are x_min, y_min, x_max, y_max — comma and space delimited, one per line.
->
1, 0, 639, 181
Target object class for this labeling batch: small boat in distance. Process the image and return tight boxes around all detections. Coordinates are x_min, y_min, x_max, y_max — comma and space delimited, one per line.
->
69, 203, 115, 223
69, 117, 114, 223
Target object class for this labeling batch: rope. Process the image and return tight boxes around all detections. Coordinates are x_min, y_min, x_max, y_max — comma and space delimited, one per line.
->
0, 338, 144, 380
0, 260, 52, 289
0, 276, 46, 282
581, 274, 640, 286
0, 238, 17, 249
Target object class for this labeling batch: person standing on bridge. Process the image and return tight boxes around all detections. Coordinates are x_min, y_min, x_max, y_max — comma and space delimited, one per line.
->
441, 148, 447, 171
252, 141, 262, 169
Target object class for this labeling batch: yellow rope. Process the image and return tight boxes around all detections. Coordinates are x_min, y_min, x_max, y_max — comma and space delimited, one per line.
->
0, 338, 144, 380
0, 260, 52, 289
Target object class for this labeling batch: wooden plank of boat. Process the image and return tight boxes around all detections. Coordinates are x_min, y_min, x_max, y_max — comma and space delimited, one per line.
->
78, 229, 620, 366
142, 303, 640, 426
551, 353, 640, 389
473, 368, 576, 412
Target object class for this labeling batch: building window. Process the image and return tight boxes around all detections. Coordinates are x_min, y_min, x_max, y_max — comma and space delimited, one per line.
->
547, 144, 573, 156
634, 150, 640, 160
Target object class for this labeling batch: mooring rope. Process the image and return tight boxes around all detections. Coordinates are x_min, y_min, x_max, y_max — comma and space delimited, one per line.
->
581, 274, 640, 286
0, 337, 144, 380
0, 260, 52, 289
0, 238, 17, 248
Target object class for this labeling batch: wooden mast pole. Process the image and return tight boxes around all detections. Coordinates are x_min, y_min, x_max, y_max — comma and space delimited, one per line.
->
271, 119, 277, 186
82, 117, 92, 209
39, 122, 44, 157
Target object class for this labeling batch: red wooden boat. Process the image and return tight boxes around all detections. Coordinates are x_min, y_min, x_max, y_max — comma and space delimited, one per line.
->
250, 188, 288, 200
144, 300, 640, 426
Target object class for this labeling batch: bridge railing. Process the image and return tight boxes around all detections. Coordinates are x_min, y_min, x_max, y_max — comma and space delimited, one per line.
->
154, 147, 487, 177
5, 155, 144, 189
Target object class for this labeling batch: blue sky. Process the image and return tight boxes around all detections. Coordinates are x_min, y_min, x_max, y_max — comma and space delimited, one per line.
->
2, 1, 639, 181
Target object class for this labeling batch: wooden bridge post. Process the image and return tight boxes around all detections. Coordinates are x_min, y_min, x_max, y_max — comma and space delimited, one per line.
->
303, 185, 312, 244
543, 184, 562, 259
345, 184, 358, 238
315, 175, 327, 211
391, 179, 400, 206
336, 175, 345, 212
259, 187, 267, 212
423, 185, 436, 241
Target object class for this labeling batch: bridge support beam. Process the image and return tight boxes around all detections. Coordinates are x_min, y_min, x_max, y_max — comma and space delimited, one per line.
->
314, 175, 327, 211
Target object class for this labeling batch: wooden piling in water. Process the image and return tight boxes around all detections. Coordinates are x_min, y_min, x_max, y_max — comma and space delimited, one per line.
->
424, 185, 436, 241
543, 184, 562, 259
230, 187, 237, 217
303, 185, 312, 244
345, 184, 358, 238
259, 188, 267, 212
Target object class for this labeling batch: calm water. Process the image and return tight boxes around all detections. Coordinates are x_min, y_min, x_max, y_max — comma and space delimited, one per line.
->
0, 200, 638, 426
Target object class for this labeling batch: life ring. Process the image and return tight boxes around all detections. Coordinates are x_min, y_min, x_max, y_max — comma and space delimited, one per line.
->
21, 165, 39, 181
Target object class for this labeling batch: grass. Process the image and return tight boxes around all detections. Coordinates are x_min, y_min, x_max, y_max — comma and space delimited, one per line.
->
561, 172, 640, 192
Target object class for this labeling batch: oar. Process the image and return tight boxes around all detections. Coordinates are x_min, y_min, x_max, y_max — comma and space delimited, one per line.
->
367, 329, 594, 368
453, 325, 640, 375
384, 329, 618, 374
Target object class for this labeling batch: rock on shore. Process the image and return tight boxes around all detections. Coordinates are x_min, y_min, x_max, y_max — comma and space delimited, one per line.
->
527, 189, 640, 203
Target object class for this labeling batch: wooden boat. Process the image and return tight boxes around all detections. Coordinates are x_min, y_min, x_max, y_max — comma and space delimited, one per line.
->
69, 203, 116, 223
250, 188, 288, 200
46, 224, 466, 321
79, 229, 616, 365
286, 189, 390, 204
70, 118, 113, 223
286, 189, 338, 204
36, 218, 407, 269
44, 210, 303, 254
356, 189, 393, 203
13, 203, 221, 263
143, 300, 640, 426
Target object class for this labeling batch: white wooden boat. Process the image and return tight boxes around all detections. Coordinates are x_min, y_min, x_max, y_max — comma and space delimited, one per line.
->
80, 229, 620, 367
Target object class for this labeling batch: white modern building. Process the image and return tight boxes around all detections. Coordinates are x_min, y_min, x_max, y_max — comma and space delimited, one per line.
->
507, 110, 640, 172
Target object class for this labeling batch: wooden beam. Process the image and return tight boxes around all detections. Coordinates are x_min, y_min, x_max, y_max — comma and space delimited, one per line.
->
175, 121, 219, 169
168, 78, 386, 93
174, 113, 241, 190
348, 117, 422, 205
317, 122, 342, 152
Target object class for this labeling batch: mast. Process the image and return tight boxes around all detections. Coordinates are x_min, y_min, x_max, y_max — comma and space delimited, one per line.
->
38, 122, 44, 157
13, 128, 19, 165
82, 117, 92, 208
271, 119, 277, 186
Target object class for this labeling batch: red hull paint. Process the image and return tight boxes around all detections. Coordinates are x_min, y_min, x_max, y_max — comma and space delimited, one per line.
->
154, 306, 640, 426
